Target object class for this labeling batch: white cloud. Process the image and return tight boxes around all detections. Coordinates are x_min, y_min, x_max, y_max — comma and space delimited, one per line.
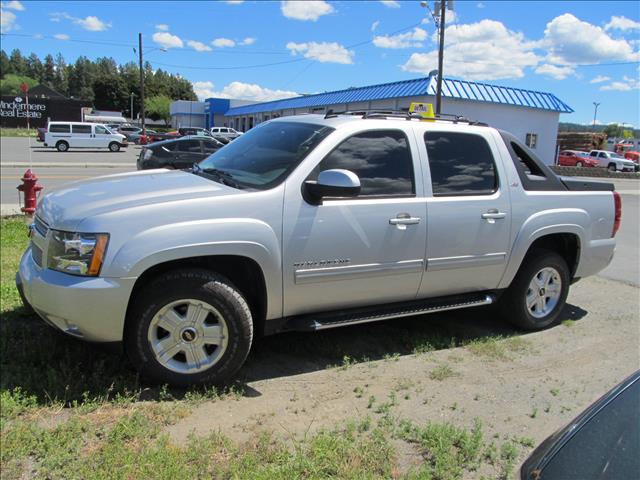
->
281, 0, 334, 21
49, 12, 111, 31
240, 37, 256, 46
600, 76, 640, 91
534, 63, 574, 80
155, 24, 169, 31
590, 75, 611, 84
286, 41, 354, 64
541, 14, 639, 65
402, 19, 540, 80
187, 40, 212, 52
192, 80, 298, 101
54, 33, 70, 40
477, 2, 485, 8
1, 1, 24, 11
605, 16, 640, 31
226, 0, 244, 3
34, 33, 43, 39
380, 0, 400, 8
371, 20, 380, 32
0, 8, 16, 32
373, 27, 427, 49
152, 31, 183, 49
212, 37, 235, 48
76, 15, 110, 31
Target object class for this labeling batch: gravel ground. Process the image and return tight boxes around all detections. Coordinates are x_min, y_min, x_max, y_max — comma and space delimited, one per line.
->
166, 275, 639, 473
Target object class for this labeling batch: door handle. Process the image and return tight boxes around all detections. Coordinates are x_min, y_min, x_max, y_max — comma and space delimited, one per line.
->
389, 213, 421, 230
481, 209, 506, 220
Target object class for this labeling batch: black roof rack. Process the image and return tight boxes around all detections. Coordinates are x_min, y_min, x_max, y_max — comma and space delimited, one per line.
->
324, 108, 487, 126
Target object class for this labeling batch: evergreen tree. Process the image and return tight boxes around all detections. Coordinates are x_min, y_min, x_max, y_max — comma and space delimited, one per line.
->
26, 53, 44, 82
0, 50, 12, 76
43, 54, 56, 87
9, 49, 27, 76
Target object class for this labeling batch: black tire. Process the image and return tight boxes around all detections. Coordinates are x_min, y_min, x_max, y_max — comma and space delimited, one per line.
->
56, 141, 69, 152
608, 163, 617, 172
576, 161, 583, 168
125, 269, 253, 386
498, 249, 569, 330
109, 142, 121, 152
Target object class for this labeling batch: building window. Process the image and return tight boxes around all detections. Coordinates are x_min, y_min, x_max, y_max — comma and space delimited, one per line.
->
525, 133, 538, 149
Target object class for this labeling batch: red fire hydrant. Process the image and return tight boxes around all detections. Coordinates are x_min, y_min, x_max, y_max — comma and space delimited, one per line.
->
17, 169, 43, 215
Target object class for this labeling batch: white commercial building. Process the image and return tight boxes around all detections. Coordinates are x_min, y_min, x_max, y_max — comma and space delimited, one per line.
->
223, 75, 573, 164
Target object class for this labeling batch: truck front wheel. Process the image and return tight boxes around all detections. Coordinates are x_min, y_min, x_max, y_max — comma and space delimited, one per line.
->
499, 249, 569, 330
125, 269, 253, 386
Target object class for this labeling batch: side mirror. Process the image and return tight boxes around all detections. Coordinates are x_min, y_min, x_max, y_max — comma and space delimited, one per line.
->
304, 169, 361, 204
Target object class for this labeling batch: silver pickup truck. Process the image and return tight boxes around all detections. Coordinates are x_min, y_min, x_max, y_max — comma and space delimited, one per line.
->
17, 113, 621, 386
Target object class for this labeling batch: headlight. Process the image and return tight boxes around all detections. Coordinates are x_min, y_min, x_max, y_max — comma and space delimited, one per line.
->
47, 231, 109, 276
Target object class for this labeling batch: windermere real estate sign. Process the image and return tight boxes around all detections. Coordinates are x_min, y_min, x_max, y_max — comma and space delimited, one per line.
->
0, 96, 47, 120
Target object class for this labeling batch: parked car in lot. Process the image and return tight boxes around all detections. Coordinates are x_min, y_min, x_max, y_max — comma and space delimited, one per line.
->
177, 127, 212, 137
557, 150, 598, 168
36, 127, 46, 142
521, 370, 639, 480
43, 122, 127, 152
210, 134, 231, 145
116, 125, 144, 141
589, 150, 639, 172
129, 129, 157, 145
623, 150, 639, 165
18, 113, 621, 386
137, 135, 224, 170
210, 126, 243, 139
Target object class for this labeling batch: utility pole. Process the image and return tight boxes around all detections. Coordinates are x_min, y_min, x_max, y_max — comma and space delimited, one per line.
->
130, 92, 135, 123
435, 0, 446, 115
138, 33, 145, 135
592, 102, 600, 129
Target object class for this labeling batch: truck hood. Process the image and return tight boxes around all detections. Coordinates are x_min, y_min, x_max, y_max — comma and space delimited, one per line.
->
36, 169, 239, 231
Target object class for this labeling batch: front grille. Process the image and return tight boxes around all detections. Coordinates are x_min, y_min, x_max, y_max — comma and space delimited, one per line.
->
31, 243, 43, 267
33, 216, 49, 237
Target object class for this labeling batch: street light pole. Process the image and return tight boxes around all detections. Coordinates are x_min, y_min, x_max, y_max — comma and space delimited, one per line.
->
138, 33, 145, 136
592, 102, 600, 129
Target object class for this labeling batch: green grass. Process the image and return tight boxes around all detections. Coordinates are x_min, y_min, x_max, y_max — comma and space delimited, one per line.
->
0, 127, 37, 137
429, 363, 457, 381
466, 336, 532, 360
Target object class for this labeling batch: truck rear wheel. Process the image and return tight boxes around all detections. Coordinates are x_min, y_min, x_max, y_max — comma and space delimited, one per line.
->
499, 249, 569, 330
125, 269, 253, 386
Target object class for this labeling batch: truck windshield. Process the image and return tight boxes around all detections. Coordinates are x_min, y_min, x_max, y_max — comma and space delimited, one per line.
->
197, 121, 334, 189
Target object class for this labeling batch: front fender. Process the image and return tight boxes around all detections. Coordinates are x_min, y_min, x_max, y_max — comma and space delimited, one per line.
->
498, 209, 587, 289
105, 218, 282, 319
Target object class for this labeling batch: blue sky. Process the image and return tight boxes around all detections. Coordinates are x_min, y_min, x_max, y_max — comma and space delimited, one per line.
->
1, 0, 639, 126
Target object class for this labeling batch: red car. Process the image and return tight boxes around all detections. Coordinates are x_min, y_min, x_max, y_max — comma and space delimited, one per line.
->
624, 151, 639, 164
558, 150, 598, 167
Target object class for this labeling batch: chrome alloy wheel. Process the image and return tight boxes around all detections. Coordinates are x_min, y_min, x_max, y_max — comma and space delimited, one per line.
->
526, 267, 562, 319
147, 299, 229, 374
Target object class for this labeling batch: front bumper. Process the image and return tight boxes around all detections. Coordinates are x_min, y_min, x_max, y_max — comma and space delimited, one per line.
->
17, 246, 136, 342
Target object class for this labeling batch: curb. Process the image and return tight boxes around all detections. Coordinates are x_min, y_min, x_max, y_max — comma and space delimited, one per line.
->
1, 204, 23, 216
1, 162, 135, 168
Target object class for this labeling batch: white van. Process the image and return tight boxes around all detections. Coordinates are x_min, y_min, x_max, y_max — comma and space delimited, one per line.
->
44, 122, 127, 152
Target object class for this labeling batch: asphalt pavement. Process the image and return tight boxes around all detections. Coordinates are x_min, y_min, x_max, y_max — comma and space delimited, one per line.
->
0, 136, 139, 166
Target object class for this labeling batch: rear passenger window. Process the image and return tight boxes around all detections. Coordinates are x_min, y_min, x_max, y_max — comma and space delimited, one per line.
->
72, 125, 92, 134
49, 124, 70, 133
424, 132, 497, 196
312, 130, 415, 197
177, 140, 202, 153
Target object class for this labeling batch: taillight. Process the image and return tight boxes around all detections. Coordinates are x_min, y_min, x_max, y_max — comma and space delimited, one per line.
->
612, 191, 622, 237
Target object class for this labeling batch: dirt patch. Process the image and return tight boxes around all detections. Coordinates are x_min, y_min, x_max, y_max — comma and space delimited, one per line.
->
166, 276, 639, 470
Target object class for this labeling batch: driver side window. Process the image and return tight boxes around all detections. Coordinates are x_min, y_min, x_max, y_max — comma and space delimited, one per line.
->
309, 129, 415, 197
